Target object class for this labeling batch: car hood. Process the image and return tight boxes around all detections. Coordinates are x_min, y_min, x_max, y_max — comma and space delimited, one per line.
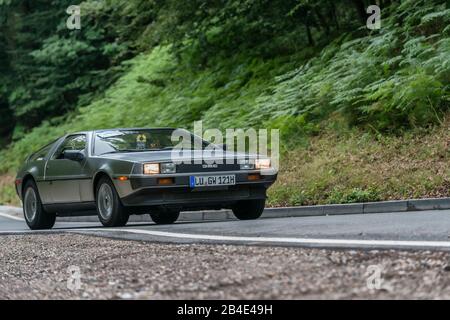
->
98, 150, 258, 163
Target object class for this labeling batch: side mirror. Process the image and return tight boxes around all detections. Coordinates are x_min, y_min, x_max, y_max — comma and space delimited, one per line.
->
63, 150, 85, 162
215, 144, 228, 151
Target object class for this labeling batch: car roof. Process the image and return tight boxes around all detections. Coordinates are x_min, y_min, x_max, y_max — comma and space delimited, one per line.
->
69, 128, 181, 135
94, 127, 179, 132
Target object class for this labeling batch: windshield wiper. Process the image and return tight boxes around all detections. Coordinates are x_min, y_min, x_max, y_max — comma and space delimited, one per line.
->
100, 148, 167, 155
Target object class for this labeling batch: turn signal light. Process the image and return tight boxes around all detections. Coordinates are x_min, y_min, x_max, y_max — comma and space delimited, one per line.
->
158, 178, 174, 185
248, 174, 261, 181
117, 176, 129, 181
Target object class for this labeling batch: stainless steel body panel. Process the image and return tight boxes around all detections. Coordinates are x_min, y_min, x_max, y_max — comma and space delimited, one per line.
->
15, 128, 278, 216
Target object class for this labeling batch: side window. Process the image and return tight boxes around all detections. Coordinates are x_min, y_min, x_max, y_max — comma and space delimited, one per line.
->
52, 135, 87, 160
30, 144, 53, 162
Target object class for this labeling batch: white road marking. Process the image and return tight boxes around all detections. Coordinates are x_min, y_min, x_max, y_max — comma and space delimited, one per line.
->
2, 222, 450, 249
0, 212, 24, 221
72, 228, 450, 249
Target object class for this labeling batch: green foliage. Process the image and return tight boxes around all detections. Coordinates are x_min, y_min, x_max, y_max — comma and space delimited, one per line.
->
0, 183, 17, 206
4, 0, 446, 146
266, 186, 309, 207
267, 115, 319, 149
0, 0, 364, 137
327, 187, 382, 204
0, 0, 153, 142
1, 0, 450, 208
254, 0, 450, 134
1, 0, 450, 169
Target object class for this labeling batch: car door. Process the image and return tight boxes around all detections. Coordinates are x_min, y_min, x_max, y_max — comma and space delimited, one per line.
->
26, 142, 58, 204
45, 134, 88, 204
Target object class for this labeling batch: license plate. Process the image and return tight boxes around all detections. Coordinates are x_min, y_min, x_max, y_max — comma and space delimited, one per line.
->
190, 175, 236, 187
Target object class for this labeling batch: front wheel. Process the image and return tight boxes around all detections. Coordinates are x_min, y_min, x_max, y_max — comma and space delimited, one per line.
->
150, 211, 180, 225
96, 177, 129, 227
232, 199, 266, 220
23, 180, 56, 230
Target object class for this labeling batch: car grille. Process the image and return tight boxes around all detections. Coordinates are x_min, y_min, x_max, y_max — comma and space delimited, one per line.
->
177, 162, 240, 173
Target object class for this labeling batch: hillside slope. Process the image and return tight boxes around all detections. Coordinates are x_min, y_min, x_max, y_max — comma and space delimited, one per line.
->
0, 0, 449, 206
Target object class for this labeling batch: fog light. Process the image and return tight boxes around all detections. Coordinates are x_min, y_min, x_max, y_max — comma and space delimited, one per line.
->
158, 178, 174, 185
238, 159, 255, 170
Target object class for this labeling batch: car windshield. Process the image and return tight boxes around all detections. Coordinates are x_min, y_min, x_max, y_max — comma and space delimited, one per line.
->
94, 129, 209, 155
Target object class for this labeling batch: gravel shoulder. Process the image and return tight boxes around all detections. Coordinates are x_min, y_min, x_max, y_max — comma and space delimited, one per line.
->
1, 234, 450, 299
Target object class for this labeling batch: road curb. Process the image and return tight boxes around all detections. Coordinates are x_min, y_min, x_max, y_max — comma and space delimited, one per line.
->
1, 197, 450, 223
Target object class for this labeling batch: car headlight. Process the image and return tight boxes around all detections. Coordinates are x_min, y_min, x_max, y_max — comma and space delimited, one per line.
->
143, 163, 160, 175
161, 163, 176, 174
255, 158, 271, 170
238, 159, 255, 170
143, 163, 177, 175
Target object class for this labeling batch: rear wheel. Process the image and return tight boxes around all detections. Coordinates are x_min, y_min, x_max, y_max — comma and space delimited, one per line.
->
232, 199, 266, 220
150, 211, 180, 225
23, 180, 56, 230
96, 177, 129, 227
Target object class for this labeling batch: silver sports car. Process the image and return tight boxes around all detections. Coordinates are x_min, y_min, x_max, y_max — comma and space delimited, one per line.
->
15, 128, 278, 229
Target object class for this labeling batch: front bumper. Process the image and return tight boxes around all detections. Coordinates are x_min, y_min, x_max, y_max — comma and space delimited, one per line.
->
119, 172, 277, 209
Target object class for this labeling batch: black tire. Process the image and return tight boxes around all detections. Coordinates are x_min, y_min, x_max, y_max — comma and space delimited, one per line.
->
232, 199, 266, 220
22, 180, 56, 230
96, 176, 129, 227
150, 211, 180, 225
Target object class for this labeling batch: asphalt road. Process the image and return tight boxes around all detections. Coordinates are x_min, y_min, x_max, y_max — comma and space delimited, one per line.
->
2, 209, 450, 250
3, 209, 450, 299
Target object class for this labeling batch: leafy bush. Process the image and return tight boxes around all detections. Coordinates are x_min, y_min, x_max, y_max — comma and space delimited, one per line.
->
254, 0, 450, 132
327, 188, 382, 204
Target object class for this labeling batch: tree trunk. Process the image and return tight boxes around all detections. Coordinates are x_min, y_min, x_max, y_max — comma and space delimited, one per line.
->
305, 19, 314, 46
329, 1, 340, 30
351, 0, 367, 25
315, 8, 330, 35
